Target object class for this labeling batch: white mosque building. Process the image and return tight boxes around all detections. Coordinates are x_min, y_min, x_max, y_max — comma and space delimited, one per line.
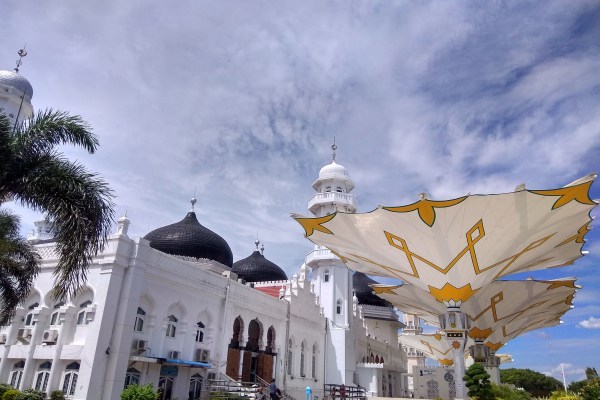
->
0, 66, 411, 400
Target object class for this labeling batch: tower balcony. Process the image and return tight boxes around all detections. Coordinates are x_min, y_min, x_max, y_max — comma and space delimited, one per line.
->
307, 192, 356, 214
305, 248, 338, 268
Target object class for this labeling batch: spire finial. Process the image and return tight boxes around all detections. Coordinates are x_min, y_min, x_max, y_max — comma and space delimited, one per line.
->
260, 244, 265, 255
190, 197, 197, 211
331, 137, 337, 161
14, 46, 27, 73
255, 238, 260, 251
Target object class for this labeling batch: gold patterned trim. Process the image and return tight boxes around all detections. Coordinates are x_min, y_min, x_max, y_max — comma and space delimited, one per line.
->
383, 197, 467, 227
295, 214, 336, 237
530, 181, 595, 210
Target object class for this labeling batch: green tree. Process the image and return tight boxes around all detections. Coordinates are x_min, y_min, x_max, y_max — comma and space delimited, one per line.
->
1, 390, 20, 400
15, 388, 44, 400
49, 390, 65, 400
121, 384, 159, 400
0, 110, 113, 325
0, 385, 12, 398
585, 367, 598, 380
464, 363, 494, 400
500, 368, 562, 397
580, 378, 600, 400
491, 383, 531, 400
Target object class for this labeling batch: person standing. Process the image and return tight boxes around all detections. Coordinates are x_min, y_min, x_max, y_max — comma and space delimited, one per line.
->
269, 379, 277, 400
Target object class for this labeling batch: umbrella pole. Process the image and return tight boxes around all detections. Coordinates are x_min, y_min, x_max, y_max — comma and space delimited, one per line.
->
440, 308, 470, 400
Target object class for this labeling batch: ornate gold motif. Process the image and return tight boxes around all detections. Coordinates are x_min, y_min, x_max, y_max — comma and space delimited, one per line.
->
485, 342, 503, 351
428, 283, 477, 303
371, 285, 402, 295
439, 358, 454, 366
469, 327, 493, 339
530, 181, 595, 210
383, 197, 467, 227
295, 214, 336, 237
452, 341, 462, 349
556, 222, 591, 247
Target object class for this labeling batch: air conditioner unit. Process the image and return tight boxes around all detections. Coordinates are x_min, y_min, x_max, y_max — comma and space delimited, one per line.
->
133, 339, 147, 351
17, 328, 32, 339
168, 350, 180, 359
42, 329, 58, 344
200, 349, 210, 362
0, 334, 6, 344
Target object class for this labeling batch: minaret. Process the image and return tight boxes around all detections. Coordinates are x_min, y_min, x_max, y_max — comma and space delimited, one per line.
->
401, 314, 426, 394
0, 48, 34, 126
305, 140, 357, 384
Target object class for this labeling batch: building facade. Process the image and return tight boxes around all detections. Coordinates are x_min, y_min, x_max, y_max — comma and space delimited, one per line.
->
0, 67, 408, 399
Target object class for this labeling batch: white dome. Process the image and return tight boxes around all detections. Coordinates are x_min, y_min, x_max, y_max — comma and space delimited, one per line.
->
0, 70, 33, 98
319, 161, 349, 180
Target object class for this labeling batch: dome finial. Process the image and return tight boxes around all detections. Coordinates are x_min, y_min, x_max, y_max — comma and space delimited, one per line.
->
14, 46, 27, 73
260, 243, 265, 255
331, 137, 337, 161
190, 187, 197, 211
255, 237, 260, 251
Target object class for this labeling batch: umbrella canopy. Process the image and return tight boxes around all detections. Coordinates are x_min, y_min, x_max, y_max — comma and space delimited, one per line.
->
294, 177, 596, 305
373, 278, 578, 350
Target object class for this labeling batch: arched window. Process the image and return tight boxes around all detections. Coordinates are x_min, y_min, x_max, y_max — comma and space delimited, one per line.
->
336, 300, 342, 315
247, 319, 261, 352
325, 186, 332, 192
124, 367, 140, 388
189, 373, 203, 400
166, 315, 178, 337
25, 302, 39, 326
266, 326, 275, 354
195, 321, 205, 343
9, 361, 25, 388
77, 300, 93, 325
324, 270, 330, 283
312, 344, 317, 379
50, 302, 65, 326
134, 308, 146, 332
300, 341, 306, 377
35, 361, 52, 391
287, 339, 293, 375
336, 186, 343, 193
62, 362, 80, 396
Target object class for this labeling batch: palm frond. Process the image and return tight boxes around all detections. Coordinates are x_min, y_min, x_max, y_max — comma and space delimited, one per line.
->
12, 109, 98, 154
12, 154, 114, 299
0, 209, 40, 326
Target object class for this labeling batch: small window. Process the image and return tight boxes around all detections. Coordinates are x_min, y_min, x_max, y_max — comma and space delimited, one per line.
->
35, 362, 52, 391
77, 300, 93, 325
325, 186, 332, 192
324, 270, 330, 283
300, 342, 306, 377
134, 308, 146, 332
312, 344, 317, 379
336, 186, 343, 193
195, 321, 205, 343
166, 315, 178, 338
124, 367, 141, 388
336, 300, 342, 315
287, 339, 293, 375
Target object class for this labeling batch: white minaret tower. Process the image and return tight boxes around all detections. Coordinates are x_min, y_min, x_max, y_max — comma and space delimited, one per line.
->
0, 48, 34, 126
401, 314, 426, 395
305, 140, 357, 385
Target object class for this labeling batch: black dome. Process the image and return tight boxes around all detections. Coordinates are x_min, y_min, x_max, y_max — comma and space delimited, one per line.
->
353, 272, 392, 307
232, 250, 287, 283
144, 212, 233, 267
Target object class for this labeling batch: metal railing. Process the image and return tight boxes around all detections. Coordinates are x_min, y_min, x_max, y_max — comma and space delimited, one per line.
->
323, 385, 366, 400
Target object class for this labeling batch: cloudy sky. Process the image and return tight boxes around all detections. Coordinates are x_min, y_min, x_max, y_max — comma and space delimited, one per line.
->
2, 0, 599, 383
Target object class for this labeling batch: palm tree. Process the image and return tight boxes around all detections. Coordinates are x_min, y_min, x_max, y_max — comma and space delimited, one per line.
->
0, 109, 114, 325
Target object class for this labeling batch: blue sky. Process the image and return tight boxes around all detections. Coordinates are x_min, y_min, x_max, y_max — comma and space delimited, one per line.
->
1, 0, 599, 383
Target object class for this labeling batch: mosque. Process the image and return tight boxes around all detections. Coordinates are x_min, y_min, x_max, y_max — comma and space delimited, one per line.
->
0, 66, 420, 400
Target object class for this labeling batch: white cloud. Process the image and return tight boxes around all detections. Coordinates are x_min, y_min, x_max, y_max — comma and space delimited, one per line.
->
578, 317, 600, 329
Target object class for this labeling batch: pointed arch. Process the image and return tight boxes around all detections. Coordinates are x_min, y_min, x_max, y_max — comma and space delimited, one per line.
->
230, 316, 244, 348
266, 326, 276, 354
246, 318, 263, 352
